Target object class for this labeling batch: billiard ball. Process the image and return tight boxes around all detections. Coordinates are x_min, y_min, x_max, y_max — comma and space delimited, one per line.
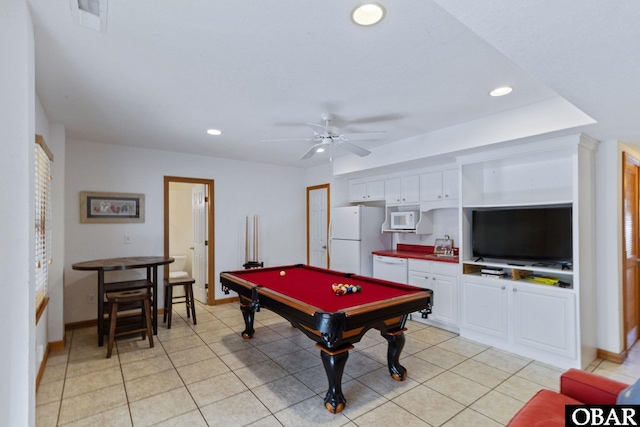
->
280, 271, 285, 276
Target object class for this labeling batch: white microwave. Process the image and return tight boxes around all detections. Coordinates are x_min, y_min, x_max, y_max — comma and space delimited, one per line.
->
390, 211, 418, 230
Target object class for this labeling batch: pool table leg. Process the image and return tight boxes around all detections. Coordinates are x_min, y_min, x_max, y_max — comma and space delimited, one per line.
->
319, 345, 352, 414
239, 302, 255, 339
382, 329, 407, 381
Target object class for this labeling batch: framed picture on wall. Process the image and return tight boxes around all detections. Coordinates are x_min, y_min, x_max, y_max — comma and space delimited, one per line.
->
80, 191, 145, 223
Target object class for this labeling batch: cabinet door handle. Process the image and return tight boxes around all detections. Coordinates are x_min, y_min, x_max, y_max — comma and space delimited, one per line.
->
501, 286, 506, 290
513, 288, 517, 292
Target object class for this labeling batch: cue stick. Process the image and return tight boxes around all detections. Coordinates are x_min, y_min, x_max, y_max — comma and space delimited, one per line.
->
254, 215, 258, 261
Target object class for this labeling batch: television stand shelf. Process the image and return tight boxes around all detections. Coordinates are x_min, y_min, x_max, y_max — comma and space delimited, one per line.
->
462, 260, 573, 289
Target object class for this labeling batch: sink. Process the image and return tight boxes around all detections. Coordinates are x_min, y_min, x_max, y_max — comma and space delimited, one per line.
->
430, 254, 457, 258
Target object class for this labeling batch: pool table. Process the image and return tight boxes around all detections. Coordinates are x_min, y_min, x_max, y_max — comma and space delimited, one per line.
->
220, 264, 433, 413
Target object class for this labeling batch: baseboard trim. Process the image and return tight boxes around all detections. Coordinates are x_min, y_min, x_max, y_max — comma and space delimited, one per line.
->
210, 296, 238, 305
49, 338, 66, 352
65, 318, 97, 330
36, 337, 66, 393
597, 347, 627, 364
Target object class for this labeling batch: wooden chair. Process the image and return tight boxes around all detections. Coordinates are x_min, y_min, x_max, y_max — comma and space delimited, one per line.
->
163, 277, 197, 329
105, 288, 154, 358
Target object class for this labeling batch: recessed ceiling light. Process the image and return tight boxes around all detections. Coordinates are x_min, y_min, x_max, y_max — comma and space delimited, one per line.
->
206, 129, 222, 136
489, 86, 513, 97
316, 147, 325, 153
351, 4, 385, 26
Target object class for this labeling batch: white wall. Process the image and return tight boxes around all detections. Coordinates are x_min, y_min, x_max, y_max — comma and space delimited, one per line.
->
0, 2, 36, 426
303, 162, 350, 208
64, 139, 307, 324
48, 124, 66, 342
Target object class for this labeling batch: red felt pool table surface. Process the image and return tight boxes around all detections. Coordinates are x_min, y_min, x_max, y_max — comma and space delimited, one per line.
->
226, 264, 424, 313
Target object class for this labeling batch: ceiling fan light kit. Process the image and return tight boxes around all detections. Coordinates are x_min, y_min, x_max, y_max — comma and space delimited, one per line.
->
261, 113, 387, 161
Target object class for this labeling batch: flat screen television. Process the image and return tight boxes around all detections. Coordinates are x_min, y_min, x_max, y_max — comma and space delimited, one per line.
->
472, 206, 573, 263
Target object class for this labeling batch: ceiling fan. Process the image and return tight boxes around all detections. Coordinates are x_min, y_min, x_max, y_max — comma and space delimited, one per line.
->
262, 113, 387, 160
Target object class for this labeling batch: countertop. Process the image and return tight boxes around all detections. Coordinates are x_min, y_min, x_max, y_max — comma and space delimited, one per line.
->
373, 244, 459, 264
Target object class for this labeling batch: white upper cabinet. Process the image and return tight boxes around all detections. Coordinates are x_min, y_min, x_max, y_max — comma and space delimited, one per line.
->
386, 175, 419, 205
420, 169, 458, 202
419, 172, 443, 201
443, 169, 459, 201
349, 179, 385, 202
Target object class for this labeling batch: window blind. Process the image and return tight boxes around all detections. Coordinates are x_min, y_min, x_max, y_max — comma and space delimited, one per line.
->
35, 137, 52, 310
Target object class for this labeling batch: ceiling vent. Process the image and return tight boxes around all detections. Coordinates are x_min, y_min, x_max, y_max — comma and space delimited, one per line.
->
71, 0, 108, 33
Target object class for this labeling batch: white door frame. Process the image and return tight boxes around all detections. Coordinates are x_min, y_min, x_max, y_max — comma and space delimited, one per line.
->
164, 176, 216, 305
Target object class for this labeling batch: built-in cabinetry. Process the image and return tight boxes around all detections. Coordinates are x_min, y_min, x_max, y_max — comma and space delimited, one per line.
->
408, 259, 458, 332
386, 175, 420, 205
461, 272, 576, 359
348, 166, 459, 235
457, 134, 597, 369
420, 169, 459, 204
349, 179, 385, 202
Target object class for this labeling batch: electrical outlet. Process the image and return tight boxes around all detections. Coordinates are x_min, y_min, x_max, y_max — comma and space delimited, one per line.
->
124, 235, 132, 244
87, 294, 96, 304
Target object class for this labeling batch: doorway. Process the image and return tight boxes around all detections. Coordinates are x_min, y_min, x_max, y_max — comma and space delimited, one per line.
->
164, 176, 215, 304
622, 153, 640, 352
307, 184, 330, 268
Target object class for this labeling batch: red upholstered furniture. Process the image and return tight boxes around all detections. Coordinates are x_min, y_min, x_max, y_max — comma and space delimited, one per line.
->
507, 368, 629, 427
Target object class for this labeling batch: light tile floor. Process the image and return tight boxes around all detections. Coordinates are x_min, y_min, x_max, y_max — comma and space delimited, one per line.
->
36, 302, 640, 426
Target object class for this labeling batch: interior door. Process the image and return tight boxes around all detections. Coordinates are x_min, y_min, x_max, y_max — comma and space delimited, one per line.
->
192, 184, 207, 303
623, 153, 639, 350
307, 184, 329, 268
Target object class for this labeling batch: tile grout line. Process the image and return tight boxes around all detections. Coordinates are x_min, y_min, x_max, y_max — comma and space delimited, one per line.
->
156, 323, 211, 427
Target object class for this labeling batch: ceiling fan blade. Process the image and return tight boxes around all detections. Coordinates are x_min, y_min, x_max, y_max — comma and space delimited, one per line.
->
306, 122, 325, 130
340, 131, 387, 141
338, 142, 371, 157
348, 113, 404, 124
300, 143, 324, 160
260, 138, 314, 143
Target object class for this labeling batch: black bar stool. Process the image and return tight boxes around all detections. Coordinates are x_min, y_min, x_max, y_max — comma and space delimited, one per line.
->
105, 288, 154, 358
163, 277, 197, 329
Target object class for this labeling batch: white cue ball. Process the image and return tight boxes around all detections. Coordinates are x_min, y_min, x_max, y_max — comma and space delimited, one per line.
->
280, 271, 286, 276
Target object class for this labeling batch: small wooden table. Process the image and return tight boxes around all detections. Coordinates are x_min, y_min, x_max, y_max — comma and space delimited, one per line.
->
72, 256, 174, 346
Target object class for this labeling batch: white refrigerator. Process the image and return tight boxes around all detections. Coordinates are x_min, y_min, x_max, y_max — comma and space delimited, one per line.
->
329, 206, 391, 277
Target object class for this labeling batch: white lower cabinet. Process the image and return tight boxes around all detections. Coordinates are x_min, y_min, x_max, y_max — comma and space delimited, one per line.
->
461, 279, 508, 339
408, 259, 458, 332
511, 283, 576, 359
461, 277, 577, 366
